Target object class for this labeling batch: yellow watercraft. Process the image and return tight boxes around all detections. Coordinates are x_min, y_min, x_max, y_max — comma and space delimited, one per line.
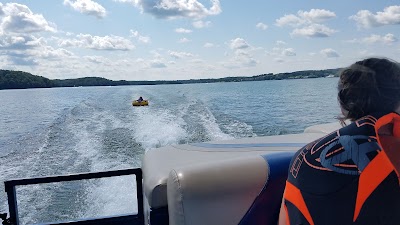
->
132, 100, 149, 106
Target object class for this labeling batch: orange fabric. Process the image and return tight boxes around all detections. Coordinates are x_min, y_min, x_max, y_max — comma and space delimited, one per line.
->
284, 181, 314, 225
373, 113, 400, 178
353, 151, 395, 221
393, 117, 400, 138
374, 113, 399, 146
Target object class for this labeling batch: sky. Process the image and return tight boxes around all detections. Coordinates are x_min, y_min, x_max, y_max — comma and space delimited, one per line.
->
1, 0, 400, 81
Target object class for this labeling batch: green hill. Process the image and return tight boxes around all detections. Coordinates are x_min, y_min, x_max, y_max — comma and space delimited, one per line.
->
0, 70, 53, 89
0, 68, 341, 90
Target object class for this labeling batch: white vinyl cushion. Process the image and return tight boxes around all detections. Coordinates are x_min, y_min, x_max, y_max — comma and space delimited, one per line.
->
167, 155, 268, 225
142, 132, 328, 209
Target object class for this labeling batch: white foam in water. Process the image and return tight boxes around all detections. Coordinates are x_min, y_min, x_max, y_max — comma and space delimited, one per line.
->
198, 107, 233, 141
61, 104, 139, 220
65, 113, 105, 169
9, 131, 67, 224
81, 176, 138, 218
10, 104, 135, 224
12, 91, 241, 224
132, 108, 188, 150
223, 119, 257, 138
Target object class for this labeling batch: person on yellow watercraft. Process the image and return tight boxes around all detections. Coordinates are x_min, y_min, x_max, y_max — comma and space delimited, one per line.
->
137, 96, 143, 102
278, 57, 400, 225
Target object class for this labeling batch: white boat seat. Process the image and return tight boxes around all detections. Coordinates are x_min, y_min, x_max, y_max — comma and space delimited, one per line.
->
141, 121, 341, 224
142, 132, 329, 210
167, 152, 294, 225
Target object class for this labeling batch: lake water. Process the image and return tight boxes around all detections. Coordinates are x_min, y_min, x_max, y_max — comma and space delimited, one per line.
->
0, 78, 341, 224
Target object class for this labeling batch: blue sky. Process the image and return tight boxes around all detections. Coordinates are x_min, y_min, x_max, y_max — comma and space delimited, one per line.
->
1, 0, 400, 81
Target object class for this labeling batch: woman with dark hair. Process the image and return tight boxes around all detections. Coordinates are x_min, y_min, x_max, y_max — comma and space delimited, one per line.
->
278, 58, 400, 225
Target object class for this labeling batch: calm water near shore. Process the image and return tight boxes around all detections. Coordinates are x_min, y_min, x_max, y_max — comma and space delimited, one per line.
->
0, 78, 340, 224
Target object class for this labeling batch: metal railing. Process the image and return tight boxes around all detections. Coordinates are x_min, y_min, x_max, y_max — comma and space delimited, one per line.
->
4, 168, 144, 225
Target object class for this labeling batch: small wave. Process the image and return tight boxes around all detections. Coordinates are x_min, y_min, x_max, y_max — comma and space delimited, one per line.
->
132, 107, 187, 150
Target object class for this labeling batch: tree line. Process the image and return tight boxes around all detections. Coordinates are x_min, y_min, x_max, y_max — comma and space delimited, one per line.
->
0, 68, 340, 90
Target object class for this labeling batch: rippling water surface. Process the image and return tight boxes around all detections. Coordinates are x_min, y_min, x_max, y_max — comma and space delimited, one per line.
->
0, 78, 340, 224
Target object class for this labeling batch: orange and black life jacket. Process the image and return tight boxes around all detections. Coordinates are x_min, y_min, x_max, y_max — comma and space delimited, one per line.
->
284, 112, 400, 225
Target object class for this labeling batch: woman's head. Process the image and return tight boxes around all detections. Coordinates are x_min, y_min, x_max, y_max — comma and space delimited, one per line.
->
338, 57, 400, 121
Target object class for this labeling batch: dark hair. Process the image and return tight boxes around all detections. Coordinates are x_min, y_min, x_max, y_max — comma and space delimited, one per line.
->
338, 57, 400, 121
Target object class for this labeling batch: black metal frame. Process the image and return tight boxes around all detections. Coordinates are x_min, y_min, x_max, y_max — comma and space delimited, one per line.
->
4, 168, 144, 225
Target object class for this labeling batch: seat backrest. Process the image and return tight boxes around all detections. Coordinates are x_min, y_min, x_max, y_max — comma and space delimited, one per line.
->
167, 152, 295, 225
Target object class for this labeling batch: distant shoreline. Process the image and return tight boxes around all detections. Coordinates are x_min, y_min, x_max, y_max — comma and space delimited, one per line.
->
0, 68, 340, 90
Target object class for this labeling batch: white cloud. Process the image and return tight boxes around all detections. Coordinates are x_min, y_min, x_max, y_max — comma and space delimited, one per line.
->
189, 58, 204, 64
276, 14, 304, 27
298, 9, 336, 23
59, 34, 135, 50
276, 9, 336, 39
282, 48, 296, 56
223, 38, 258, 68
175, 28, 192, 33
39, 46, 74, 59
256, 22, 268, 30
346, 33, 398, 45
169, 51, 194, 59
362, 33, 398, 45
235, 50, 251, 58
192, 20, 211, 28
63, 0, 106, 19
149, 60, 167, 68
114, 0, 221, 19
204, 42, 214, 48
0, 35, 45, 50
229, 38, 250, 50
240, 57, 258, 67
0, 3, 4, 16
272, 47, 281, 52
276, 40, 287, 46
150, 50, 163, 59
0, 33, 76, 66
276, 9, 336, 27
57, 38, 80, 48
320, 48, 339, 58
350, 5, 400, 28
136, 58, 145, 63
0, 3, 56, 34
130, 30, 151, 44
6, 53, 39, 66
224, 39, 258, 68
223, 52, 258, 68
291, 24, 337, 37
178, 38, 190, 43
84, 55, 108, 64
137, 36, 150, 44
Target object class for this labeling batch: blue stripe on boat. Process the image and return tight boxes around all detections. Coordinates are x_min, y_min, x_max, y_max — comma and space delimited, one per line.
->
189, 143, 306, 148
238, 151, 295, 225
